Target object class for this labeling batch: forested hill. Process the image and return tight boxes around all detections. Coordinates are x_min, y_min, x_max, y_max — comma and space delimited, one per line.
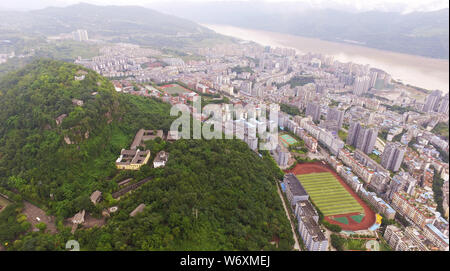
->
0, 3, 232, 79
0, 3, 209, 36
0, 3, 224, 48
0, 59, 175, 218
71, 139, 293, 251
0, 60, 293, 250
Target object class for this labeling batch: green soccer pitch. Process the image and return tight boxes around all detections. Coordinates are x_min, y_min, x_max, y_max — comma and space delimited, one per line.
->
160, 84, 191, 95
296, 172, 364, 217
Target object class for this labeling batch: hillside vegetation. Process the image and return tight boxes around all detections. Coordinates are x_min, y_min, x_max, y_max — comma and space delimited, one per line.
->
0, 60, 293, 250
0, 59, 174, 218
0, 4, 234, 80
69, 139, 292, 251
0, 3, 230, 49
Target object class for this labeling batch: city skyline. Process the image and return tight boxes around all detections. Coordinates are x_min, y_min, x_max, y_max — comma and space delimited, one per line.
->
0, 0, 447, 254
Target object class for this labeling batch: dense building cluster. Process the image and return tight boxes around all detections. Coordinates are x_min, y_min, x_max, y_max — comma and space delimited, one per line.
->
71, 40, 448, 251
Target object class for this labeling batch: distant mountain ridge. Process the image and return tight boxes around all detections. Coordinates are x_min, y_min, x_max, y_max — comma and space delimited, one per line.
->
32, 3, 209, 36
1, 3, 209, 35
150, 1, 449, 59
0, 3, 222, 49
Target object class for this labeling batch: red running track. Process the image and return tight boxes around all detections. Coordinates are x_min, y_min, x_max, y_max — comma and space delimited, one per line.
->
286, 162, 376, 231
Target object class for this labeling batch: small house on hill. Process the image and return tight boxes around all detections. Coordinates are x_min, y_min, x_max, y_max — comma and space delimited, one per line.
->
72, 210, 85, 225
115, 149, 151, 170
118, 178, 133, 187
131, 129, 164, 150
72, 99, 84, 106
90, 190, 102, 205
153, 151, 169, 168
55, 114, 67, 126
130, 203, 146, 217
167, 130, 180, 141
75, 70, 88, 81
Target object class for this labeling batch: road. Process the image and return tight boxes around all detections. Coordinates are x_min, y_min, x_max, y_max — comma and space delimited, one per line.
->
276, 182, 301, 251
323, 229, 336, 251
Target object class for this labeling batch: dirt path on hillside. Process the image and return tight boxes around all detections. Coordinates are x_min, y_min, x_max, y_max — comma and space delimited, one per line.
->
23, 201, 57, 234
276, 182, 301, 251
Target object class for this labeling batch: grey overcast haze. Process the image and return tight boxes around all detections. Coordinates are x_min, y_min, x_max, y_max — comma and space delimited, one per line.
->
0, 0, 448, 13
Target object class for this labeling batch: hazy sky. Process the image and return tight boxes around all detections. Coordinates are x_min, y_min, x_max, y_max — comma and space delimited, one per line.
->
0, 0, 448, 13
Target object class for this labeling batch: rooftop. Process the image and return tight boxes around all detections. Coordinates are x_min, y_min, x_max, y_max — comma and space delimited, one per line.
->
154, 151, 169, 163
296, 200, 318, 218
130, 203, 146, 217
284, 173, 308, 198
131, 129, 164, 150
116, 149, 150, 166
90, 190, 102, 204
300, 215, 327, 242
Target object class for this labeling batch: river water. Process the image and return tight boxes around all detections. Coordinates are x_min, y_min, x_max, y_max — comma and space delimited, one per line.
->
205, 24, 449, 93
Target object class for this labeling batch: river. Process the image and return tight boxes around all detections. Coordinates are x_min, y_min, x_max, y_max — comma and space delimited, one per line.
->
204, 24, 449, 93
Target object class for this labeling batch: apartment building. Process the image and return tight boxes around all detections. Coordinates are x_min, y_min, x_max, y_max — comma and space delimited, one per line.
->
384, 225, 429, 251
391, 192, 435, 229
283, 174, 309, 208
295, 200, 328, 251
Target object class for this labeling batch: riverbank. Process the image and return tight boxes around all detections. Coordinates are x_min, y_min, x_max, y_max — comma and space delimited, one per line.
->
205, 24, 449, 92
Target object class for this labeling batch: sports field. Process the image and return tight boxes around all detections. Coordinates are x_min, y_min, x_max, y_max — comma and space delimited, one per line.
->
287, 162, 376, 231
296, 172, 364, 217
159, 84, 191, 95
280, 134, 297, 148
